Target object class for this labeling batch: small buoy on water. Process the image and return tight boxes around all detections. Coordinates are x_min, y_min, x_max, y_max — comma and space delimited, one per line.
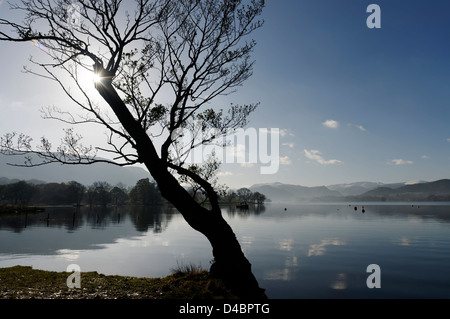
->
284, 208, 287, 211
354, 206, 357, 211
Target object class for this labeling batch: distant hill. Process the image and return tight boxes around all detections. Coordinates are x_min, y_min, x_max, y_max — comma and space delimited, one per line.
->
0, 154, 150, 187
249, 180, 450, 202
326, 181, 384, 196
326, 181, 424, 196
0, 177, 46, 185
349, 179, 450, 202
249, 182, 341, 202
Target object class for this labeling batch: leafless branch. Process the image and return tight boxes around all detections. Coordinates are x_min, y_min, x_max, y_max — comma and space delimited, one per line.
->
0, 0, 264, 200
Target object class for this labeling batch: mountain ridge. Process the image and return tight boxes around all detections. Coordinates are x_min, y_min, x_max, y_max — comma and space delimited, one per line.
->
2, 154, 449, 202
250, 179, 450, 202
350, 179, 450, 202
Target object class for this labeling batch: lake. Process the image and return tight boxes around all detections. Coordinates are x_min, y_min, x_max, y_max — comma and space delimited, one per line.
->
1, 202, 450, 299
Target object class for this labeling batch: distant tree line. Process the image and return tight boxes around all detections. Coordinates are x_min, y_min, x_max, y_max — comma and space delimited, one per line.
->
0, 181, 35, 206
222, 188, 268, 205
0, 180, 268, 207
0, 178, 162, 207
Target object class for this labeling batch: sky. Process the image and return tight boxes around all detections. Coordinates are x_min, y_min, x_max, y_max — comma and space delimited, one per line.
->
1, 0, 450, 189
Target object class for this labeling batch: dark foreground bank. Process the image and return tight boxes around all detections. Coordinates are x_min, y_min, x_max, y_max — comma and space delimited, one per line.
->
0, 267, 439, 319
0, 265, 237, 299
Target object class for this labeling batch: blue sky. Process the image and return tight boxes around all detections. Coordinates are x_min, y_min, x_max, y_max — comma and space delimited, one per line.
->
218, 0, 450, 187
1, 0, 450, 188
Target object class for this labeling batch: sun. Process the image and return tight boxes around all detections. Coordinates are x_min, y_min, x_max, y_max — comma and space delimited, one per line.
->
77, 67, 101, 87
91, 73, 101, 84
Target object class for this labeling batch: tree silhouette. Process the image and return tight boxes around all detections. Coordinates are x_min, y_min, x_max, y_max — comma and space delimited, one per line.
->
67, 180, 86, 206
129, 178, 161, 206
92, 181, 112, 206
236, 187, 253, 202
0, 0, 265, 297
110, 185, 128, 206
252, 191, 266, 205
2, 181, 35, 206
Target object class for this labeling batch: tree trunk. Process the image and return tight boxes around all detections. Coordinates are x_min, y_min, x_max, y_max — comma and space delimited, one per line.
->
96, 79, 266, 298
203, 214, 267, 299
152, 166, 267, 299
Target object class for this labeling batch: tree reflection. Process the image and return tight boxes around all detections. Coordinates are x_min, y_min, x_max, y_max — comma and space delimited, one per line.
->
0, 204, 177, 233
225, 204, 266, 218
128, 205, 175, 233
0, 203, 270, 233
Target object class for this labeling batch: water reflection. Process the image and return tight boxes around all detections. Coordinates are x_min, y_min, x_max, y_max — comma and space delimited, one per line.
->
264, 268, 292, 281
251, 203, 450, 298
284, 256, 298, 268
0, 205, 176, 233
395, 237, 415, 246
238, 203, 450, 234
1, 202, 450, 298
351, 203, 450, 224
2, 202, 448, 234
0, 205, 178, 259
279, 239, 294, 251
224, 204, 266, 217
307, 239, 346, 257
330, 273, 347, 290
56, 249, 81, 261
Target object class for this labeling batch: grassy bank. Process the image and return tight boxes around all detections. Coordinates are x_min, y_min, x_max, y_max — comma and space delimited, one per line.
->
0, 266, 237, 299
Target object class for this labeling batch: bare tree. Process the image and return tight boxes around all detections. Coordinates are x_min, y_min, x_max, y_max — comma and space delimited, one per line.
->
178, 151, 228, 205
67, 180, 86, 206
0, 0, 265, 297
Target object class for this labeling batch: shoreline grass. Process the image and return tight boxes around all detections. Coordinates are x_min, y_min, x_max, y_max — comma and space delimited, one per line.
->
0, 265, 237, 299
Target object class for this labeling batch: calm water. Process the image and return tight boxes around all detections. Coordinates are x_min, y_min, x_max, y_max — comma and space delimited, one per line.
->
1, 202, 449, 298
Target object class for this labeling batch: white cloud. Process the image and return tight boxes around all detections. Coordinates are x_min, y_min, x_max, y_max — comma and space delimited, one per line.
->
389, 159, 414, 165
447, 138, 450, 142
280, 156, 292, 165
348, 123, 366, 132
280, 129, 295, 137
322, 119, 339, 129
304, 149, 343, 165
421, 155, 430, 159
282, 142, 295, 148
